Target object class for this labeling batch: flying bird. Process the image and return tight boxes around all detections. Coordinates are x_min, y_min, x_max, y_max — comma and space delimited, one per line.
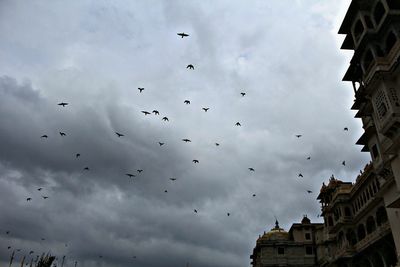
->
295, 135, 302, 138
162, 117, 169, 121
192, 159, 199, 163
59, 132, 66, 136
6, 231, 9, 234
84, 167, 89, 171
58, 102, 68, 107
152, 110, 160, 115
184, 100, 191, 105
177, 32, 189, 38
158, 142, 165, 146
142, 111, 151, 115
227, 213, 230, 216
126, 173, 135, 178
169, 178, 177, 181
182, 139, 191, 142
76, 153, 80, 158
344, 127, 349, 131
306, 156, 311, 160
194, 209, 198, 213
235, 122, 241, 126
7, 246, 11, 249
298, 173, 303, 177
37, 188, 42, 191
42, 196, 49, 200
342, 161, 346, 166
202, 107, 209, 112
307, 190, 313, 193
248, 168, 255, 172
138, 88, 144, 93
115, 132, 124, 137
187, 64, 194, 70
164, 190, 168, 193
252, 194, 256, 197
41, 238, 45, 241
40, 135, 48, 138
215, 143, 220, 146
240, 92, 246, 96
137, 169, 143, 173
26, 198, 32, 201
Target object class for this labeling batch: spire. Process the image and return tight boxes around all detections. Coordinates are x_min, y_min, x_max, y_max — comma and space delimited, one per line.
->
275, 219, 280, 229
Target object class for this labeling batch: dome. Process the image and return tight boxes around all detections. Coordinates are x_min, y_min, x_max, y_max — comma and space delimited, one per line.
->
257, 220, 289, 243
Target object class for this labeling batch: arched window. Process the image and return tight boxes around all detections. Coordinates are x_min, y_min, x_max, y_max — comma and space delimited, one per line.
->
345, 207, 352, 217
374, 1, 386, 25
346, 229, 357, 246
376, 206, 388, 226
354, 19, 364, 41
386, 31, 397, 54
357, 224, 366, 240
366, 216, 376, 233
328, 216, 334, 227
387, 0, 400, 9
363, 49, 374, 72
338, 231, 344, 247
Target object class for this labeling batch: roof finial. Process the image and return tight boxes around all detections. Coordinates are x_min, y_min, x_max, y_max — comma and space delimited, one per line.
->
274, 215, 279, 229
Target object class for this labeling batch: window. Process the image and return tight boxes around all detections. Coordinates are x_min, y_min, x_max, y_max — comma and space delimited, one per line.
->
305, 233, 311, 240
357, 224, 366, 240
305, 246, 313, 255
366, 216, 376, 233
371, 144, 379, 159
277, 247, 285, 255
345, 207, 352, 216
386, 32, 397, 54
374, 1, 386, 25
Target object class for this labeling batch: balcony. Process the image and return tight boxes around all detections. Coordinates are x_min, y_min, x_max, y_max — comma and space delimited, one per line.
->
354, 221, 391, 252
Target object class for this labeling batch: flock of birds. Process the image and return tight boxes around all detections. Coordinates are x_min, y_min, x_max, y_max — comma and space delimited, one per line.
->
1, 31, 351, 266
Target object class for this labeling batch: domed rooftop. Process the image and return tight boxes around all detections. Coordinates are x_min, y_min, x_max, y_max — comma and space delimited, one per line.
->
257, 220, 289, 243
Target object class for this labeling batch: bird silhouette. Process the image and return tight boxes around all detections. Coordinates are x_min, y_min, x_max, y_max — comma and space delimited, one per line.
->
7, 246, 11, 249
37, 188, 42, 191
142, 111, 151, 115
158, 142, 165, 146
249, 168, 255, 172
58, 102, 68, 107
152, 110, 160, 115
306, 156, 311, 160
298, 173, 303, 177
235, 122, 241, 126
184, 100, 191, 105
252, 194, 256, 197
42, 196, 49, 200
138, 88, 144, 93
115, 132, 124, 137
344, 127, 349, 131
182, 139, 191, 142
240, 92, 246, 97
177, 32, 189, 38
169, 178, 177, 181
215, 143, 220, 146
162, 117, 169, 121
164, 190, 168, 193
6, 231, 9, 234
133, 256, 137, 259
295, 135, 302, 138
41, 238, 45, 241
186, 64, 194, 70
342, 161, 346, 166
194, 209, 198, 213
76, 153, 80, 158
29, 251, 34, 255
137, 169, 143, 173
26, 198, 32, 201
192, 159, 199, 163
227, 213, 230, 216
59, 132, 66, 136
202, 107, 209, 112
126, 173, 135, 178
40, 135, 48, 138
84, 167, 89, 171
307, 190, 313, 193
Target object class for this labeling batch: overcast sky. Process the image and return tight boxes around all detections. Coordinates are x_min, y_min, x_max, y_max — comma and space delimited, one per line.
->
0, 1, 370, 266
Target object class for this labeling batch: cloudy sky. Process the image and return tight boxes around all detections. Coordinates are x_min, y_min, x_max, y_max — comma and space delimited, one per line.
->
0, 1, 370, 266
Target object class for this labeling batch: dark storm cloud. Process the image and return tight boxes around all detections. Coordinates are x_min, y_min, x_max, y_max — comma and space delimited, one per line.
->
0, 1, 370, 267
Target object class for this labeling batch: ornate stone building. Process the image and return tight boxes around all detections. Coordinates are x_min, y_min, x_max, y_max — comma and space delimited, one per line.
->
251, 0, 400, 266
250, 218, 322, 267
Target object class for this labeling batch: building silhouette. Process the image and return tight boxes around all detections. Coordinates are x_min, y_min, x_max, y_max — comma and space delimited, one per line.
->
251, 0, 400, 266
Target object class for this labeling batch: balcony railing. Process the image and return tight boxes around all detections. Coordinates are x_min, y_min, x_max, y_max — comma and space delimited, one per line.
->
354, 221, 391, 252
